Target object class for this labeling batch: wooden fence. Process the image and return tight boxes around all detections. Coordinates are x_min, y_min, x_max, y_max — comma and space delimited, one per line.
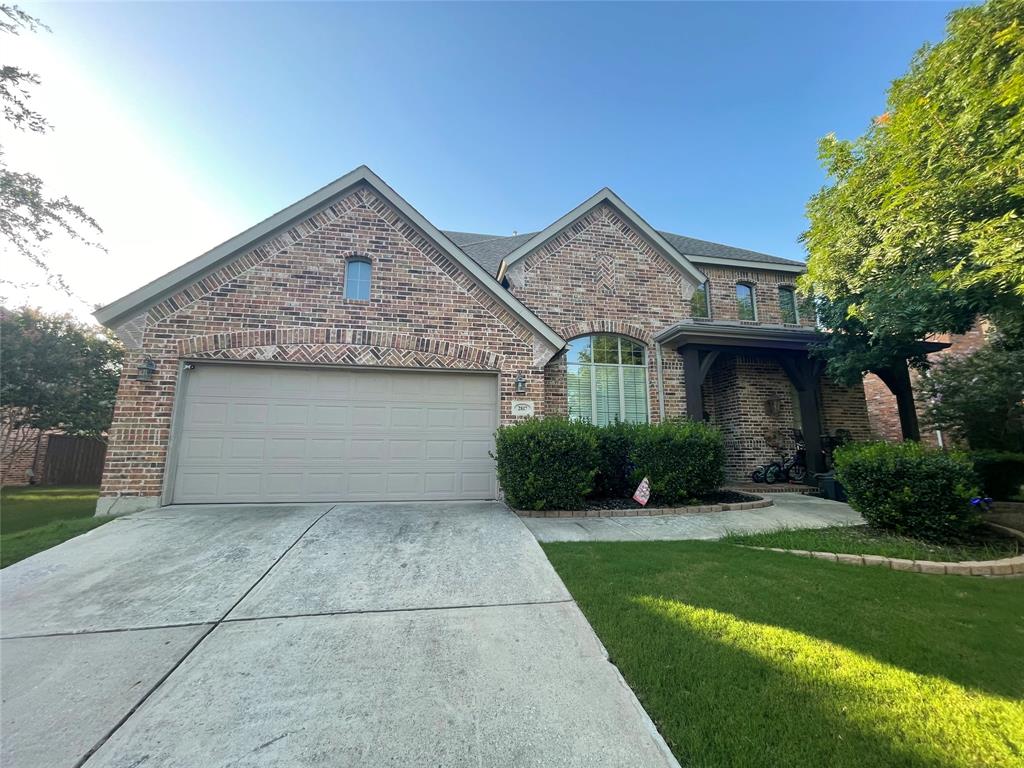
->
41, 435, 107, 486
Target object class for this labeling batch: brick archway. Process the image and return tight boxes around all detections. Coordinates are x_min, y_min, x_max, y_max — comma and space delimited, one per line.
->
559, 320, 653, 346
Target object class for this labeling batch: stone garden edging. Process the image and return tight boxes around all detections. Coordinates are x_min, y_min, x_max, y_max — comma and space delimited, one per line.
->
741, 546, 1024, 577
516, 497, 773, 518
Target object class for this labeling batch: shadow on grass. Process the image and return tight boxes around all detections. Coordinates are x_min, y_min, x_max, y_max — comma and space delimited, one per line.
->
543, 541, 1024, 701
630, 596, 1022, 768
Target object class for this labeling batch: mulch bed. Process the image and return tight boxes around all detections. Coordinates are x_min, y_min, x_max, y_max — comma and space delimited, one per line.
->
582, 489, 759, 512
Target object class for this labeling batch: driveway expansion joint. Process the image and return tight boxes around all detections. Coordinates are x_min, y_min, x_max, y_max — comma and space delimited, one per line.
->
72, 503, 338, 768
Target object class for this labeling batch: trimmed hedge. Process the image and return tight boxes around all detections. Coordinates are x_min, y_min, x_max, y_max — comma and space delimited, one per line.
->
492, 418, 598, 511
834, 441, 981, 542
493, 418, 725, 510
969, 451, 1024, 500
593, 421, 639, 499
629, 420, 725, 505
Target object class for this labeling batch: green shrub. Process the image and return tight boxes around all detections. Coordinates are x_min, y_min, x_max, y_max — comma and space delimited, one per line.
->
493, 418, 598, 511
592, 421, 639, 498
629, 420, 725, 505
969, 451, 1024, 500
833, 441, 981, 542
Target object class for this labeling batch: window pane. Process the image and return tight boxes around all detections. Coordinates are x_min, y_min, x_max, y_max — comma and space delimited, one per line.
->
624, 340, 645, 366
593, 366, 621, 426
622, 367, 649, 423
567, 337, 592, 364
736, 284, 756, 321
592, 335, 619, 364
566, 363, 593, 423
345, 261, 371, 301
778, 288, 798, 324
691, 283, 710, 319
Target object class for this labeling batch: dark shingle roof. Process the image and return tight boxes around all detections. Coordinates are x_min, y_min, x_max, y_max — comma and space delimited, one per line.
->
444, 228, 804, 276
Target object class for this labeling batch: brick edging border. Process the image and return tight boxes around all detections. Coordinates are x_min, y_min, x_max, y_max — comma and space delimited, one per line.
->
516, 497, 773, 518
739, 546, 1024, 577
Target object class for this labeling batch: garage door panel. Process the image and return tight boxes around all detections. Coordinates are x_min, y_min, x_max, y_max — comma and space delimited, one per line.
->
172, 366, 498, 503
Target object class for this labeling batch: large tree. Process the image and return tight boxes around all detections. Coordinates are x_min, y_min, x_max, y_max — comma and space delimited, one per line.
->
0, 307, 123, 462
1, 4, 102, 298
800, 0, 1024, 386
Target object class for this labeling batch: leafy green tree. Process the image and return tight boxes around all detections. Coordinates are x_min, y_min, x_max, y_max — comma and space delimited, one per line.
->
801, 0, 1024, 382
1, 4, 102, 298
919, 342, 1024, 451
0, 307, 123, 462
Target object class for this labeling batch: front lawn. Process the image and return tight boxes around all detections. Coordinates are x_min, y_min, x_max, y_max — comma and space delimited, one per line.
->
724, 524, 1020, 562
1, 486, 108, 568
543, 540, 1024, 768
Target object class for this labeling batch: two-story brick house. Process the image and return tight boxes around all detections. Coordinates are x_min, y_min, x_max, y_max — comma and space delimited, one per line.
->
93, 166, 870, 514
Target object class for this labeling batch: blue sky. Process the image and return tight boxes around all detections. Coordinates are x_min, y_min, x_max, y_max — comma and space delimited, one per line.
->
12, 1, 962, 313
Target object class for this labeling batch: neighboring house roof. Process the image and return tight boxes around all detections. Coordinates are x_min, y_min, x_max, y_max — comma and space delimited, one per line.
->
447, 225, 806, 278
93, 166, 566, 350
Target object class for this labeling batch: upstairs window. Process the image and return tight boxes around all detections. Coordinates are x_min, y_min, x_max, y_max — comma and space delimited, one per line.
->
736, 282, 757, 321
778, 286, 799, 324
691, 282, 710, 319
566, 335, 648, 426
345, 259, 371, 301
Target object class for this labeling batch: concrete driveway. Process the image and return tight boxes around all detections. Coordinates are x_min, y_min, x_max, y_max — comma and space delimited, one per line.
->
1, 502, 678, 768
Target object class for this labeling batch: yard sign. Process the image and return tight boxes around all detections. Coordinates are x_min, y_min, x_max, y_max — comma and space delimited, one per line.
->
633, 477, 651, 506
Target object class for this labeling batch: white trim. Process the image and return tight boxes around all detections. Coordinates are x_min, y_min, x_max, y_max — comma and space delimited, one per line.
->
93, 166, 566, 350
686, 254, 806, 273
502, 188, 706, 286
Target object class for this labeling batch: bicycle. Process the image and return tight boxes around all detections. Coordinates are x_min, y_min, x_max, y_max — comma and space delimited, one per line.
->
751, 430, 807, 484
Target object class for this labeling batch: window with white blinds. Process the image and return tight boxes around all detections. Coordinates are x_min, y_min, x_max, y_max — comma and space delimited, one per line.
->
566, 335, 649, 425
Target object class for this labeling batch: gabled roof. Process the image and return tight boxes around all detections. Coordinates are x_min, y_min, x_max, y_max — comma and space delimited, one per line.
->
445, 227, 805, 277
93, 166, 566, 350
497, 188, 707, 287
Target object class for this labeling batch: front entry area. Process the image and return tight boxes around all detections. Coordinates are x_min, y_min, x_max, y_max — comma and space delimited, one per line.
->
169, 364, 499, 503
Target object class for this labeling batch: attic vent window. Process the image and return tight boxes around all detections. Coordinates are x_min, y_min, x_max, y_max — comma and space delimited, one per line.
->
345, 259, 371, 301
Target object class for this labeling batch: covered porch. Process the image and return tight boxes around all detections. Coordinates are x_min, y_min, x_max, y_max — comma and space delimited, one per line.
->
654, 320, 943, 479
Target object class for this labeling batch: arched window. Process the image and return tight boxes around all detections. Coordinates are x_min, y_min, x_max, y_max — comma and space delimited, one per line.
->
691, 282, 710, 319
345, 259, 371, 301
566, 335, 648, 425
736, 282, 757, 321
778, 286, 799, 324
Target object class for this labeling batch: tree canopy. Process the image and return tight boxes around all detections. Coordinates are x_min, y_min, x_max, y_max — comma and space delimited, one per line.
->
1, 4, 102, 299
800, 0, 1024, 382
0, 307, 123, 460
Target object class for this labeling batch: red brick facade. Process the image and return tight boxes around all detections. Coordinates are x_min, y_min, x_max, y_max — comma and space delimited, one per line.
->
97, 173, 872, 507
864, 324, 988, 446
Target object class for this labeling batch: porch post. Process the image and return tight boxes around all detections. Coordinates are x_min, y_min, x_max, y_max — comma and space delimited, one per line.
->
779, 355, 825, 475
682, 347, 704, 420
873, 360, 920, 441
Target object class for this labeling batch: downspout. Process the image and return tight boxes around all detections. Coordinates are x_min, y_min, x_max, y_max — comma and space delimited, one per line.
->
655, 341, 666, 422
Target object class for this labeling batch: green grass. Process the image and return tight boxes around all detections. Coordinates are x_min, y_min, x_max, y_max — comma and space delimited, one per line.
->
543, 540, 1024, 768
1, 486, 107, 568
723, 524, 1020, 562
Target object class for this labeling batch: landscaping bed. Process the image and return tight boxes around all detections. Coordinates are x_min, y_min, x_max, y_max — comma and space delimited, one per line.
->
0, 486, 108, 568
543, 539, 1024, 768
724, 524, 1020, 563
516, 490, 768, 518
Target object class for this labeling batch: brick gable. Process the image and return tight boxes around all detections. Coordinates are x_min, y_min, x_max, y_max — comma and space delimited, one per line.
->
101, 186, 547, 502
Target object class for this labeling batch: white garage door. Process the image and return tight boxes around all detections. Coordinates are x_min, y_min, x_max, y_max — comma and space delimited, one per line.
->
170, 364, 499, 503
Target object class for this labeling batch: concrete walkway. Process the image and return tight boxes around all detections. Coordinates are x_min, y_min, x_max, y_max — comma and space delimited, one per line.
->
524, 493, 863, 542
1, 502, 678, 768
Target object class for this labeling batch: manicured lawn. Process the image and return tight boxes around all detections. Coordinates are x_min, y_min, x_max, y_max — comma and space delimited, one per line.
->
1, 486, 108, 568
724, 524, 1020, 562
543, 540, 1024, 768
